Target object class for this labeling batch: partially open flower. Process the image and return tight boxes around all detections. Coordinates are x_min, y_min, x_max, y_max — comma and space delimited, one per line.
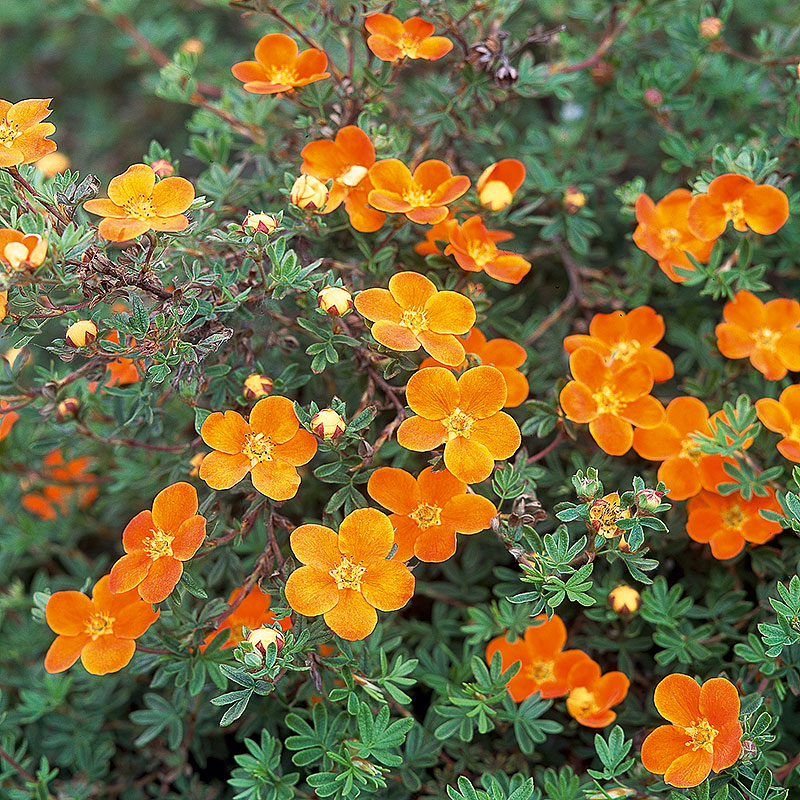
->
246, 625, 285, 655
608, 585, 641, 614
56, 397, 80, 422
475, 159, 525, 211
243, 374, 274, 401
66, 320, 98, 348
311, 408, 346, 440
0, 228, 47, 270
291, 175, 328, 211
243, 212, 278, 235
564, 186, 587, 213
317, 286, 353, 316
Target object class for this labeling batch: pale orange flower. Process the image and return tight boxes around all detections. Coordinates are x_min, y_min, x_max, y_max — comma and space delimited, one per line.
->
475, 159, 525, 211
0, 228, 47, 270
0, 400, 19, 440
0, 98, 57, 168
756, 385, 800, 462
365, 14, 453, 62
21, 450, 97, 521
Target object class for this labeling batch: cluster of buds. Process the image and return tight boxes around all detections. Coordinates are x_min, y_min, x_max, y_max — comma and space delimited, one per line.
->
317, 286, 353, 317
608, 585, 641, 615
65, 320, 98, 348
243, 212, 278, 236
291, 175, 328, 211
310, 408, 346, 441
243, 373, 274, 401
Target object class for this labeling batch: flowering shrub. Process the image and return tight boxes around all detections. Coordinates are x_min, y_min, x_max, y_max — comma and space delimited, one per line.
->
2, 2, 800, 799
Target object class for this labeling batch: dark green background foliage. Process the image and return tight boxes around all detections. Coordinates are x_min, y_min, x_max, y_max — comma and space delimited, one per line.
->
1, 0, 800, 798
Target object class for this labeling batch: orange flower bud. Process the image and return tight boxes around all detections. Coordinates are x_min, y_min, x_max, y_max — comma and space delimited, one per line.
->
243, 212, 278, 235
180, 37, 204, 55
608, 585, 641, 614
563, 186, 587, 213
34, 152, 70, 177
56, 397, 80, 422
150, 159, 174, 178
291, 175, 328, 211
317, 286, 353, 316
243, 373, 274, 401
246, 626, 284, 655
310, 408, 346, 440
66, 320, 98, 348
699, 17, 723, 39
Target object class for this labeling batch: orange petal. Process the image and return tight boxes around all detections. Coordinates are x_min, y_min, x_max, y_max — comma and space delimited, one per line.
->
199, 451, 250, 490
471, 412, 521, 460
413, 525, 457, 562
390, 515, 422, 562
568, 347, 609, 391
457, 365, 506, 418
201, 410, 250, 454
641, 724, 690, 774
416, 36, 453, 60
712, 722, 743, 772
368, 188, 412, 212
108, 164, 155, 206
709, 528, 745, 560
396, 416, 447, 450
366, 34, 404, 61
373, 320, 421, 351
338, 508, 394, 562
663, 751, 713, 788
687, 194, 726, 241
46, 591, 92, 635
389, 270, 437, 309
440, 493, 496, 533
171, 516, 206, 560
151, 176, 195, 216
83, 198, 126, 218
365, 12, 404, 38
231, 60, 266, 83
407, 206, 449, 224
425, 291, 475, 335
756, 397, 792, 435
626, 306, 665, 346
152, 481, 197, 532
742, 184, 789, 235
284, 565, 339, 615
523, 614, 567, 658
81, 637, 136, 675
361, 560, 415, 610
632, 420, 681, 461
114, 598, 159, 638
354, 288, 402, 323
249, 396, 299, 443
406, 366, 457, 419
497, 366, 529, 407
109, 551, 152, 594
716, 323, 753, 359
417, 331, 465, 366
618, 395, 665, 428
444, 436, 495, 484
138, 556, 183, 603
290, 524, 341, 570
250, 459, 301, 500
254, 33, 298, 68
369, 159, 412, 192
367, 467, 420, 515
589, 414, 633, 456
44, 634, 88, 673
98, 217, 150, 241
654, 674, 701, 725
323, 589, 378, 640
273, 429, 317, 466
658, 457, 702, 501
699, 677, 740, 731
560, 381, 597, 423
402, 16, 435, 39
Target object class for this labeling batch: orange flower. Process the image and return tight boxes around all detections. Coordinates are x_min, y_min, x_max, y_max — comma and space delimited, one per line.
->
88, 331, 141, 392
365, 14, 453, 62
367, 466, 497, 562
0, 228, 47, 270
756, 385, 800, 462
284, 508, 415, 640
687, 174, 789, 241
687, 489, 781, 560
44, 574, 159, 675
354, 271, 475, 366
420, 327, 529, 407
563, 306, 674, 382
108, 483, 206, 603
300, 126, 385, 233
202, 585, 291, 651
414, 215, 459, 255
231, 33, 330, 94
566, 659, 629, 728
397, 365, 521, 484
199, 396, 316, 500
0, 290, 7, 321
21, 450, 97, 521
588, 493, 630, 538
0, 98, 57, 168
716, 290, 800, 380
475, 159, 526, 211
368, 159, 469, 224
486, 614, 592, 701
444, 215, 531, 284
559, 348, 665, 456
641, 674, 742, 788
0, 400, 19, 441
633, 190, 714, 282
83, 163, 195, 242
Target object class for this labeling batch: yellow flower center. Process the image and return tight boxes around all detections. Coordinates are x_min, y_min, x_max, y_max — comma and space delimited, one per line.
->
400, 306, 429, 335
442, 408, 474, 439
526, 660, 555, 683
722, 198, 747, 231
467, 240, 497, 268
659, 227, 682, 249
721, 504, 746, 529
402, 184, 433, 206
338, 165, 369, 187
591, 385, 622, 416
3, 242, 29, 269
143, 526, 174, 559
398, 32, 422, 58
329, 557, 367, 591
568, 686, 596, 715
409, 502, 442, 530
611, 339, 640, 364
753, 327, 780, 351
122, 193, 155, 220
590, 498, 627, 538
265, 65, 299, 85
684, 718, 719, 753
479, 180, 513, 211
85, 611, 115, 640
241, 432, 274, 466
679, 437, 702, 465
0, 119, 21, 149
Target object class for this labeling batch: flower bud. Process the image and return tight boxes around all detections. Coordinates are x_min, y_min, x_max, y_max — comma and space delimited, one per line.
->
317, 286, 353, 317
635, 488, 664, 513
310, 408, 346, 440
563, 186, 586, 214
246, 626, 284, 655
741, 739, 758, 760
644, 88, 664, 107
243, 212, 278, 236
150, 159, 174, 178
590, 60, 614, 86
180, 37, 204, 54
35, 152, 70, 177
243, 373, 274, 401
699, 17, 723, 39
291, 175, 328, 211
66, 320, 98, 348
608, 585, 641, 615
56, 397, 79, 422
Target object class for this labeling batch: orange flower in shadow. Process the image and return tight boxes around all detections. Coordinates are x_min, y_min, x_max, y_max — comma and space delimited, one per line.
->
756, 385, 800, 462
301, 126, 385, 232
420, 327, 529, 407
0, 98, 57, 167
368, 159, 469, 224
21, 449, 97, 521
688, 174, 789, 241
564, 306, 673, 382
355, 271, 475, 366
486, 614, 591, 701
284, 508, 415, 640
475, 159, 525, 211
633, 190, 714, 282
641, 674, 742, 788
367, 466, 496, 562
566, 659, 629, 728
716, 290, 800, 380
84, 163, 195, 242
365, 14, 453, 62
559, 348, 665, 456
0, 400, 19, 441
231, 33, 330, 94
397, 365, 521, 484
202, 585, 291, 651
0, 228, 47, 270
88, 330, 141, 392
44, 575, 159, 675
444, 215, 531, 284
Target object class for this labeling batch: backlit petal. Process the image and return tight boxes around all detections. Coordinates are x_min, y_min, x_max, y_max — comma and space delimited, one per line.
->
654, 674, 701, 725
250, 459, 301, 501
81, 637, 136, 675
290, 524, 341, 570
152, 481, 198, 532
367, 467, 420, 515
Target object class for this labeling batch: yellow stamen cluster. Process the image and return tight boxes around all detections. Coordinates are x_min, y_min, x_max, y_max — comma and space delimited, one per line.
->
0, 121, 20, 148
592, 385, 623, 416
684, 718, 719, 753
753, 327, 780, 351
122, 194, 155, 220
722, 198, 746, 230
590, 498, 627, 538
409, 502, 442, 529
400, 307, 429, 335
611, 339, 641, 364
527, 660, 555, 683
85, 612, 115, 640
242, 432, 274, 466
721, 504, 746, 529
143, 526, 174, 559
329, 557, 367, 590
467, 240, 497, 268
266, 66, 299, 85
659, 227, 682, 249
442, 408, 474, 439
403, 185, 433, 206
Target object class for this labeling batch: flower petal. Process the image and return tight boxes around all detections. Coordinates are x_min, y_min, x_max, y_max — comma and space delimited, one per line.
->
152, 481, 198, 532
457, 365, 506, 418
444, 436, 495, 484
742, 184, 789, 235
589, 414, 633, 456
109, 551, 152, 594
440, 493, 496, 533
425, 291, 475, 335
171, 515, 207, 560
654, 674, 701, 725
406, 366, 457, 419
81, 637, 136, 675
137, 557, 183, 603
663, 750, 713, 788
354, 288, 402, 323
273, 429, 317, 466
284, 565, 339, 616
397, 416, 447, 450
373, 320, 421, 351
46, 591, 92, 635
560, 381, 597, 423
199, 451, 250, 490
641, 724, 691, 775
470, 412, 521, 460
108, 164, 155, 206
367, 467, 420, 515
417, 331, 465, 366
290, 524, 341, 570
361, 560, 415, 610
324, 589, 378, 640
389, 270, 437, 309
151, 177, 194, 216
254, 33, 298, 68
250, 459, 301, 501
338, 508, 395, 562
114, 600, 159, 638
249, 396, 299, 443
44, 634, 88, 673
201, 410, 250, 454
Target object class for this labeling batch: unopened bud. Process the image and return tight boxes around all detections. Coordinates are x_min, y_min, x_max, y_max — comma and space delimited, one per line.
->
66, 320, 98, 348
563, 186, 586, 214
741, 739, 758, 760
291, 175, 328, 211
150, 159, 174, 178
243, 212, 278, 236
608, 585, 641, 615
246, 626, 284, 655
635, 488, 663, 513
590, 60, 614, 86
317, 286, 353, 316
310, 408, 346, 440
56, 397, 79, 422
699, 17, 723, 39
180, 37, 204, 55
243, 373, 274, 401
644, 88, 664, 107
